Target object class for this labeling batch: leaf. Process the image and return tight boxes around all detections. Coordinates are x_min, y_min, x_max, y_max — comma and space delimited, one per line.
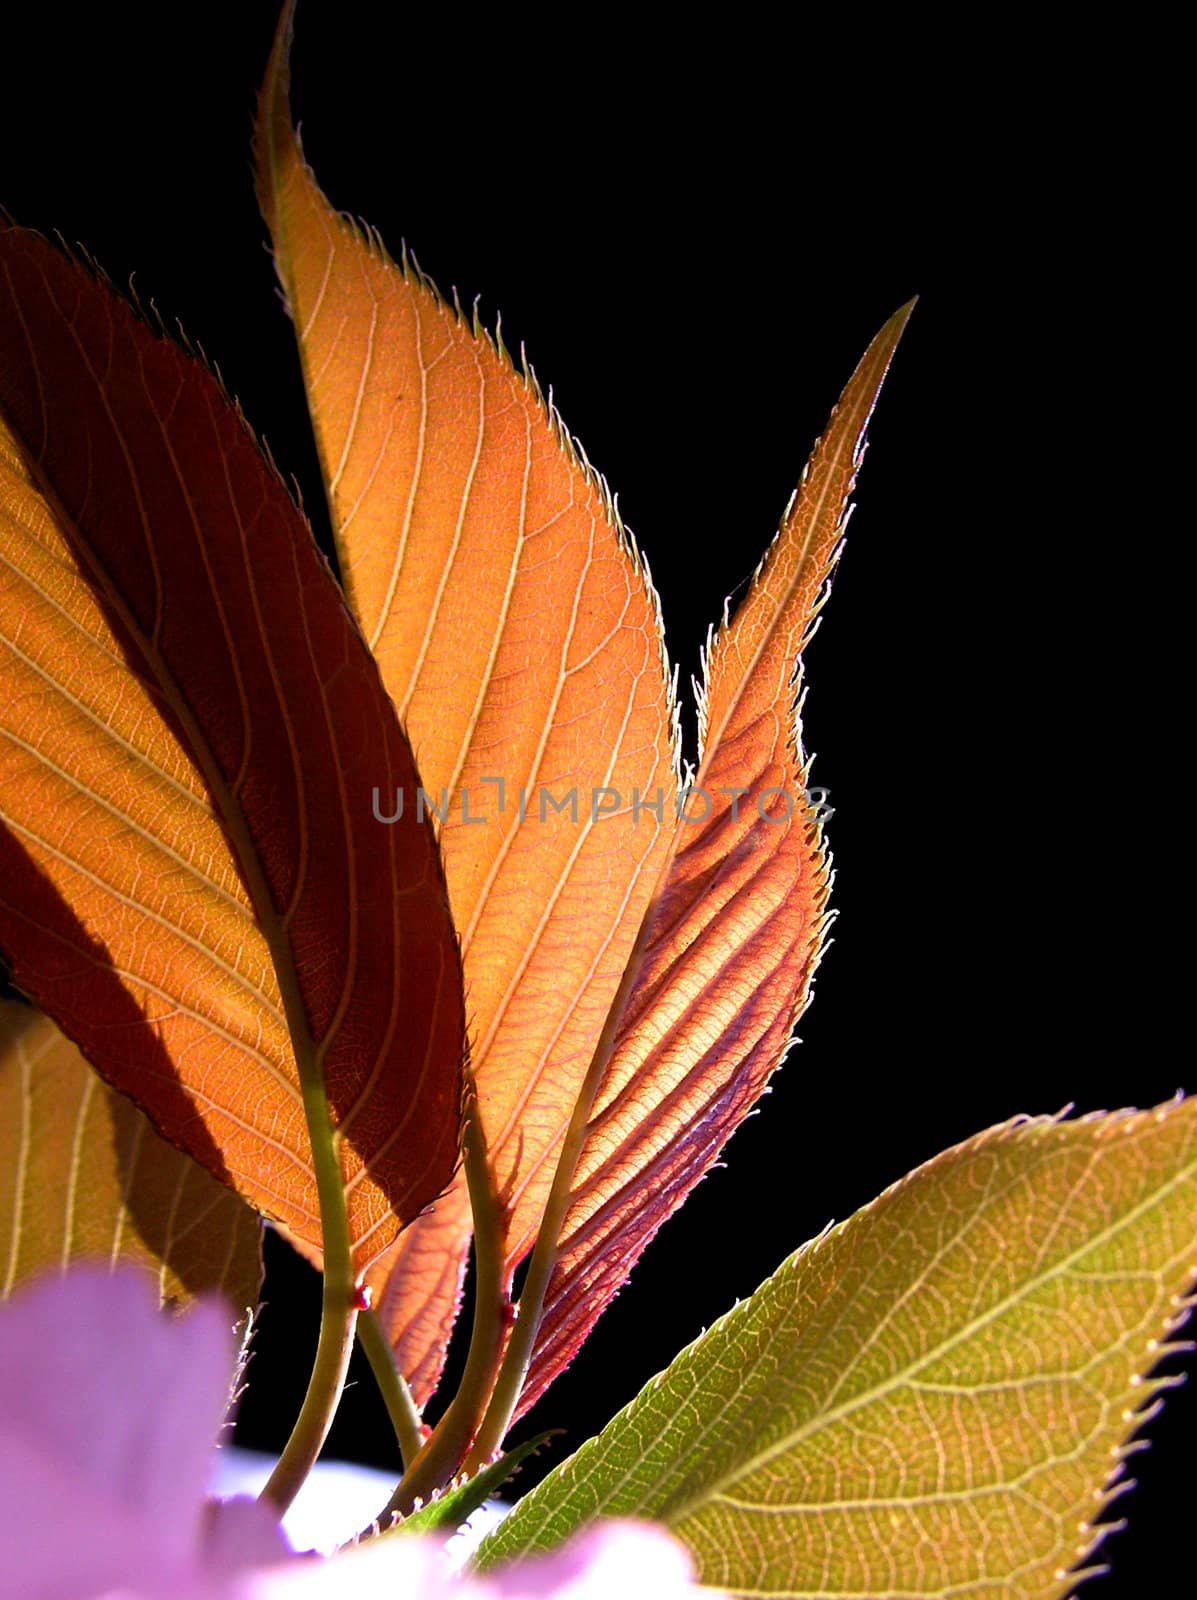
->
0, 224, 465, 1276
517, 305, 914, 1416
394, 1431, 556, 1538
0, 1000, 261, 1313
365, 1184, 474, 1405
258, 24, 677, 1386
258, 16, 912, 1425
475, 1099, 1197, 1597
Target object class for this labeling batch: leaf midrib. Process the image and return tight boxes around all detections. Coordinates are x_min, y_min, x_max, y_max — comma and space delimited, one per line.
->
616, 1129, 1195, 1530
1, 288, 335, 1218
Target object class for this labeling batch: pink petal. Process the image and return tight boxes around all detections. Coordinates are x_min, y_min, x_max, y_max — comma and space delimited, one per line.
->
0, 1430, 186, 1597
231, 1521, 718, 1600
0, 1264, 294, 1597
201, 1495, 295, 1575
235, 1535, 462, 1598
484, 1521, 712, 1599
0, 1265, 237, 1565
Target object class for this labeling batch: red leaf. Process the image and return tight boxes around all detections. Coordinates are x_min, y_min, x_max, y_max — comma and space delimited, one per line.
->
519, 306, 914, 1414
0, 226, 465, 1275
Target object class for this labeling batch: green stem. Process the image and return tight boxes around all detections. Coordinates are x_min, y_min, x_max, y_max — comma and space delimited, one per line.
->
460, 1169, 567, 1470
464, 931, 650, 1470
358, 1307, 425, 1469
261, 1071, 359, 1513
372, 1097, 510, 1526
74, 483, 372, 1516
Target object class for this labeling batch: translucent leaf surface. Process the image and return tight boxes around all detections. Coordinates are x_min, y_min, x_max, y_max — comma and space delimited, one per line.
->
257, 16, 918, 1426
0, 1001, 261, 1314
520, 306, 913, 1416
478, 1100, 1197, 1597
0, 225, 464, 1276
258, 25, 676, 1386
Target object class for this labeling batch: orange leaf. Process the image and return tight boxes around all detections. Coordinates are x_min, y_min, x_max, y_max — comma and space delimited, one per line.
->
0, 1001, 262, 1314
365, 1181, 473, 1406
258, 30, 677, 1390
0, 225, 464, 1278
521, 306, 914, 1414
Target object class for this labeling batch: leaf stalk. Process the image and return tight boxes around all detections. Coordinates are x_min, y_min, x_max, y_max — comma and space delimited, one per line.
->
464, 938, 647, 1468
371, 1095, 510, 1526
358, 1307, 425, 1469
261, 1069, 359, 1512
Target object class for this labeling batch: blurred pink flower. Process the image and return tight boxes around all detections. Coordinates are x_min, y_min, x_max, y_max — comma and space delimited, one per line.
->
246, 1519, 711, 1598
0, 1265, 717, 1599
0, 1265, 286, 1598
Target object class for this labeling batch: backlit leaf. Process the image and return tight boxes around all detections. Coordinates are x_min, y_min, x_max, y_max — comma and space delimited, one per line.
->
0, 1001, 261, 1314
519, 306, 913, 1415
258, 25, 677, 1387
477, 1099, 1197, 1597
365, 1181, 473, 1406
395, 1431, 554, 1538
0, 225, 464, 1277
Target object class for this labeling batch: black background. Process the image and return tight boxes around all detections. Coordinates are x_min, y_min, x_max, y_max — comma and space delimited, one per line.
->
0, 4, 1187, 1593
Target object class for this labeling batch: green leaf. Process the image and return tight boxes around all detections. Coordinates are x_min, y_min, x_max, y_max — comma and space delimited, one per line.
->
476, 1100, 1197, 1597
393, 1433, 557, 1539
